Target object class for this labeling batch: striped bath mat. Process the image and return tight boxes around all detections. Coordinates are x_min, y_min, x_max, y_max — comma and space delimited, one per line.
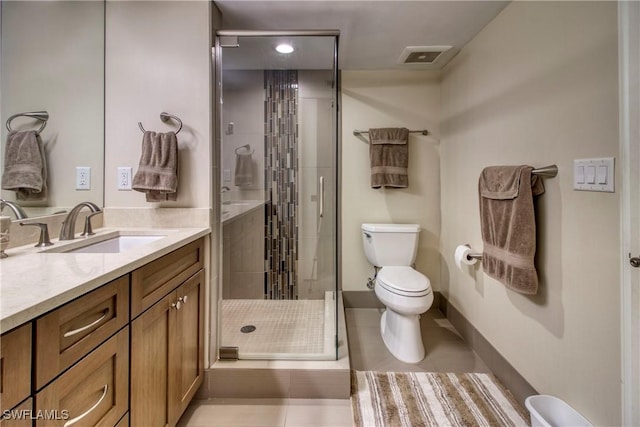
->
351, 371, 529, 427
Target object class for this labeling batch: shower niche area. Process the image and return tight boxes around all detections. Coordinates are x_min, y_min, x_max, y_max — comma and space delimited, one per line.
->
216, 32, 338, 360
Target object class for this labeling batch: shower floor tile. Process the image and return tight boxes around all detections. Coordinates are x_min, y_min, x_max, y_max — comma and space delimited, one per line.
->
221, 297, 333, 359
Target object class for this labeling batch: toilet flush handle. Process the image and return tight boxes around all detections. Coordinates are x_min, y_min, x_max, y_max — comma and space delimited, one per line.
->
631, 255, 640, 268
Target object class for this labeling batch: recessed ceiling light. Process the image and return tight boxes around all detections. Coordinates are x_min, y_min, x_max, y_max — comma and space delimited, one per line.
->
276, 43, 294, 54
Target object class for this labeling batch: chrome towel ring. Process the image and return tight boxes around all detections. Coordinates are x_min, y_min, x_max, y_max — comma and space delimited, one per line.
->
138, 112, 182, 135
6, 111, 49, 134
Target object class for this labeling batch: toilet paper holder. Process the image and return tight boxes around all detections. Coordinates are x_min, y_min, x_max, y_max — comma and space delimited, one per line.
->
466, 247, 483, 261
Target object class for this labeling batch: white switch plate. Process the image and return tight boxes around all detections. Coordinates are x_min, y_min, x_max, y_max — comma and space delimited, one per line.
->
573, 157, 614, 192
76, 167, 91, 190
117, 167, 133, 190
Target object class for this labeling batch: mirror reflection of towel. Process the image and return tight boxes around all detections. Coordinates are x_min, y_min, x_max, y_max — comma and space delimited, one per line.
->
1, 130, 47, 201
234, 152, 253, 187
132, 131, 178, 202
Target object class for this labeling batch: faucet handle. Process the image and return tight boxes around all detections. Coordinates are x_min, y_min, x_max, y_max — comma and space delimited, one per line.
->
81, 211, 103, 237
20, 222, 53, 247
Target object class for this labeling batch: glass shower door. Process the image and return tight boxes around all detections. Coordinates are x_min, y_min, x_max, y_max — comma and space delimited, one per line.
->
217, 32, 338, 361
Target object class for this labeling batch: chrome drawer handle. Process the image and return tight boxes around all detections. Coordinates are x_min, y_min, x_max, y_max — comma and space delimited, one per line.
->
63, 384, 108, 427
319, 176, 325, 218
63, 308, 110, 338
178, 295, 188, 304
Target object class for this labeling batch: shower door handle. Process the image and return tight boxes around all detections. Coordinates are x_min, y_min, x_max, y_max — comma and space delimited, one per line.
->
319, 176, 325, 218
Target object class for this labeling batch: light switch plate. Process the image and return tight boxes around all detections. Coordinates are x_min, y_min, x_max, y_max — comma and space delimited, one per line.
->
573, 157, 614, 192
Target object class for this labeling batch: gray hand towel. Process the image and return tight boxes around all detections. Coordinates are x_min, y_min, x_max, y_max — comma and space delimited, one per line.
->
234, 151, 253, 187
132, 131, 178, 202
1, 130, 47, 201
478, 165, 545, 294
369, 127, 409, 189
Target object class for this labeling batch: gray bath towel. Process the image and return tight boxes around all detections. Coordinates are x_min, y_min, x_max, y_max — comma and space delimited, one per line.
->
478, 165, 545, 294
1, 130, 47, 201
369, 127, 409, 189
132, 131, 178, 202
234, 151, 253, 187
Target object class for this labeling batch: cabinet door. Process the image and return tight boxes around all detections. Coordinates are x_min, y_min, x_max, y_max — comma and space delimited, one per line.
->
35, 276, 129, 390
131, 239, 204, 318
0, 398, 32, 427
130, 292, 175, 427
35, 327, 129, 427
0, 323, 31, 413
168, 270, 204, 425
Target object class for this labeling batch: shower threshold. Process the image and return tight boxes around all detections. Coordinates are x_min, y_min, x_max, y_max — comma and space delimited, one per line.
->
220, 291, 336, 360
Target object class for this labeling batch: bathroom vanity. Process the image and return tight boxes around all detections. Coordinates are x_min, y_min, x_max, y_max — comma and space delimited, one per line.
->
0, 228, 208, 427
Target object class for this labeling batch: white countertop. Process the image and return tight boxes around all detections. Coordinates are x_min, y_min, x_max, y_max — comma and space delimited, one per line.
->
0, 226, 210, 334
221, 200, 265, 224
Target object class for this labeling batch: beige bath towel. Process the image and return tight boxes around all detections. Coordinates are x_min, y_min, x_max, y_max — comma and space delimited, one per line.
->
132, 131, 178, 202
369, 127, 409, 189
1, 130, 47, 201
234, 151, 253, 187
478, 165, 545, 294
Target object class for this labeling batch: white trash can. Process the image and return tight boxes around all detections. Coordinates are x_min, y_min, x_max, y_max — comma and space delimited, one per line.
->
525, 395, 593, 427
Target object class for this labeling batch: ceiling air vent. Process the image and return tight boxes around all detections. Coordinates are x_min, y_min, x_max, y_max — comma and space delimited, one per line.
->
398, 46, 452, 65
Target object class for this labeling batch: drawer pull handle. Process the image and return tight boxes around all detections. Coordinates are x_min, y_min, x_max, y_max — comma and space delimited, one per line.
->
63, 384, 108, 427
63, 308, 110, 338
179, 295, 188, 304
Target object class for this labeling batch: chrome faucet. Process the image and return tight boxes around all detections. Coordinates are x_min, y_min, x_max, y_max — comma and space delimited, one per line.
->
59, 202, 101, 240
0, 199, 28, 220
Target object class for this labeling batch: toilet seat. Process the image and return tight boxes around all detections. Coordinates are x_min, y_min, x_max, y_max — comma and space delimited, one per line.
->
377, 266, 431, 297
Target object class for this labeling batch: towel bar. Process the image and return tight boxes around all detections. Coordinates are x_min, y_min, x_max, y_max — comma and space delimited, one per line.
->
6, 111, 49, 134
531, 164, 558, 178
138, 112, 182, 135
353, 129, 429, 138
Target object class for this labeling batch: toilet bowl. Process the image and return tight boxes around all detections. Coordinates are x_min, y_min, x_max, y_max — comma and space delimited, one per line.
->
375, 266, 433, 363
361, 223, 434, 363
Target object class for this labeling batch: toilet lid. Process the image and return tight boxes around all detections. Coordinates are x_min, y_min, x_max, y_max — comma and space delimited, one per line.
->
377, 266, 431, 297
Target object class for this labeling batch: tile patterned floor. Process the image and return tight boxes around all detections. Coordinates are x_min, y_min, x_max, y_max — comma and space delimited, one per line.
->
222, 299, 325, 355
178, 307, 490, 427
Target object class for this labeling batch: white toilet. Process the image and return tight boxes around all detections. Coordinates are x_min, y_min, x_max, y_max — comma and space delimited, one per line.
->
361, 223, 433, 363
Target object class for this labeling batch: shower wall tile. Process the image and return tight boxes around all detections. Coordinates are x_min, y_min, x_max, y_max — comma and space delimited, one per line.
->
264, 70, 299, 300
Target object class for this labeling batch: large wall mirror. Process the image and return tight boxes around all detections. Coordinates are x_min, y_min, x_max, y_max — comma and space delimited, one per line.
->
0, 1, 104, 219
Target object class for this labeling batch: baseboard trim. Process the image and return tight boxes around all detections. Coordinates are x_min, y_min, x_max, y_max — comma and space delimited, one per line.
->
439, 296, 538, 405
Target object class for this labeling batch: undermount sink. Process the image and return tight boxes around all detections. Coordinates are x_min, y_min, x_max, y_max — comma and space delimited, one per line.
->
54, 235, 166, 254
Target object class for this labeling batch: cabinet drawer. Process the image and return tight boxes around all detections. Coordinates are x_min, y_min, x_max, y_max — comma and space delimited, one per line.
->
0, 323, 32, 412
131, 238, 204, 318
35, 275, 129, 390
35, 327, 129, 427
0, 398, 32, 427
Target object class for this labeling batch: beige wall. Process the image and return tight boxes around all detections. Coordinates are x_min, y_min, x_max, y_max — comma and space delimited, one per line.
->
105, 1, 212, 209
440, 2, 620, 424
341, 70, 441, 292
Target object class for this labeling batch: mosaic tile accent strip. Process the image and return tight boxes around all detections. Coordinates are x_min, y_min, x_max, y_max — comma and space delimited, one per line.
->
221, 299, 325, 357
264, 70, 299, 300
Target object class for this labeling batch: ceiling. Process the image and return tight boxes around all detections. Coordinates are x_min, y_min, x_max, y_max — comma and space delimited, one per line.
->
213, 1, 510, 70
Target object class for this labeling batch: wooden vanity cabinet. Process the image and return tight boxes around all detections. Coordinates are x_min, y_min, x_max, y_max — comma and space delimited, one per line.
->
0, 399, 33, 427
130, 268, 204, 427
131, 239, 204, 318
35, 275, 129, 390
0, 323, 32, 413
35, 328, 129, 427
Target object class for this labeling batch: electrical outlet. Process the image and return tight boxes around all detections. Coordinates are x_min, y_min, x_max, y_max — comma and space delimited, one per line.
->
118, 167, 133, 190
76, 167, 91, 190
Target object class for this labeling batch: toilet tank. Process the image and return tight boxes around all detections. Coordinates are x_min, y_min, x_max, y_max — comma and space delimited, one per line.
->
361, 223, 421, 266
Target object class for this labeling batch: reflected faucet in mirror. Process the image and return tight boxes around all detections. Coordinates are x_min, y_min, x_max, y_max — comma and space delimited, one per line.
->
0, 199, 28, 220
59, 202, 101, 241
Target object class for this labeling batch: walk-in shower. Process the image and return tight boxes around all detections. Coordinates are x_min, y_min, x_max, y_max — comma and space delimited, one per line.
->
215, 31, 339, 361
